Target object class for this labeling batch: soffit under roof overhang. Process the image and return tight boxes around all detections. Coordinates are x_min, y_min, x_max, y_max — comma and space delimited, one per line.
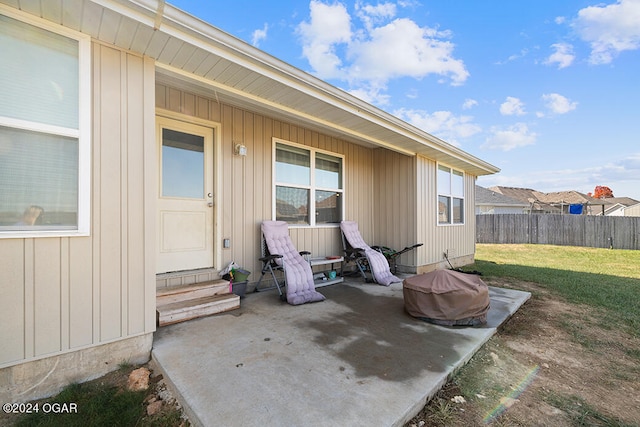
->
1, 0, 499, 176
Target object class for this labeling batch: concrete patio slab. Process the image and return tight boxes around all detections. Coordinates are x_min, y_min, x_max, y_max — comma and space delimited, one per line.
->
152, 278, 530, 427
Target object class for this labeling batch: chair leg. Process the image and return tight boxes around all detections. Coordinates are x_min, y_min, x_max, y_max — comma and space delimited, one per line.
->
255, 263, 283, 296
254, 263, 269, 292
356, 258, 374, 283
388, 254, 399, 274
269, 265, 284, 298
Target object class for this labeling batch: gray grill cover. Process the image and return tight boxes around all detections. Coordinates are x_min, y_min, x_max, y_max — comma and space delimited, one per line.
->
403, 270, 490, 326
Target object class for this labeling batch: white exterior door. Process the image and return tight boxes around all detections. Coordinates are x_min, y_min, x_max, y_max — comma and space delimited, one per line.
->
157, 117, 214, 274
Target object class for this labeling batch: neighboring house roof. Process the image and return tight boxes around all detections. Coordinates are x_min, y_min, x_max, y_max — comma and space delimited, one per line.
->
488, 186, 561, 213
600, 198, 640, 216
475, 186, 528, 207
600, 197, 640, 208
487, 186, 640, 215
7, 0, 498, 177
535, 190, 605, 208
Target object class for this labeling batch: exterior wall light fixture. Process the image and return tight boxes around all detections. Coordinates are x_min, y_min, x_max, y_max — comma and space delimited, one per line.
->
234, 143, 247, 156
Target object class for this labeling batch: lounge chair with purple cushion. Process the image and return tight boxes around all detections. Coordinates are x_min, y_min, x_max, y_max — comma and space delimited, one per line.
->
255, 221, 325, 305
339, 220, 402, 286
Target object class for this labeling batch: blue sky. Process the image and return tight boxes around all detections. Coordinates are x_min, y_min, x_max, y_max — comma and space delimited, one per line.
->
170, 0, 640, 200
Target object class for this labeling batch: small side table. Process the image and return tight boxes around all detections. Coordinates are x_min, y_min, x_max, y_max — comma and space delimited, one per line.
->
309, 256, 344, 287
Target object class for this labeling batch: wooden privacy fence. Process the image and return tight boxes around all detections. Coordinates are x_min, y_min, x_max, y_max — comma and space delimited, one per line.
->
476, 214, 640, 250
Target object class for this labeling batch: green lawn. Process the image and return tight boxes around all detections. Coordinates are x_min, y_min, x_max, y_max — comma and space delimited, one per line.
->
10, 367, 184, 427
471, 244, 640, 337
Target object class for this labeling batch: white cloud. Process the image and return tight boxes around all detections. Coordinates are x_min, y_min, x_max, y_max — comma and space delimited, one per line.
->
297, 0, 468, 98
359, 1, 396, 18
348, 18, 469, 85
495, 48, 530, 65
573, 0, 640, 64
252, 23, 269, 47
462, 98, 478, 110
394, 108, 481, 146
545, 43, 575, 68
483, 123, 537, 151
542, 93, 578, 114
596, 153, 640, 187
617, 153, 640, 176
405, 88, 419, 99
297, 1, 352, 79
356, 1, 397, 30
500, 97, 526, 116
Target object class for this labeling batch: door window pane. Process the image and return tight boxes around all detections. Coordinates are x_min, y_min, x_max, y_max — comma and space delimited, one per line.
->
162, 129, 204, 199
0, 126, 78, 230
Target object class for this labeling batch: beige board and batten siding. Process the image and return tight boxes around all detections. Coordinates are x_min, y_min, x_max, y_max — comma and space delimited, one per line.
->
372, 148, 419, 269
416, 155, 477, 271
0, 43, 156, 370
156, 84, 375, 285
372, 152, 477, 272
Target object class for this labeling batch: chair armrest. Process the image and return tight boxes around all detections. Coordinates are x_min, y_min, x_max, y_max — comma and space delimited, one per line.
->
299, 251, 311, 256
259, 254, 283, 262
345, 247, 366, 257
372, 245, 392, 254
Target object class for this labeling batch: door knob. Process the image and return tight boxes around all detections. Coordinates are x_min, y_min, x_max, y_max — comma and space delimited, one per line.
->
208, 202, 214, 207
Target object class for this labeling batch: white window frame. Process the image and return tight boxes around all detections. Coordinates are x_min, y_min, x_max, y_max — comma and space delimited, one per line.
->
0, 6, 91, 239
272, 138, 345, 228
437, 164, 465, 226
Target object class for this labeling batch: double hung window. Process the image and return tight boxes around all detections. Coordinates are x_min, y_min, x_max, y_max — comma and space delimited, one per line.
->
0, 11, 90, 237
438, 165, 464, 224
274, 141, 343, 226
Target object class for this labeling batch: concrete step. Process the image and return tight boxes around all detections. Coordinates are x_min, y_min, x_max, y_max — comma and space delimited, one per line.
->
156, 280, 239, 327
